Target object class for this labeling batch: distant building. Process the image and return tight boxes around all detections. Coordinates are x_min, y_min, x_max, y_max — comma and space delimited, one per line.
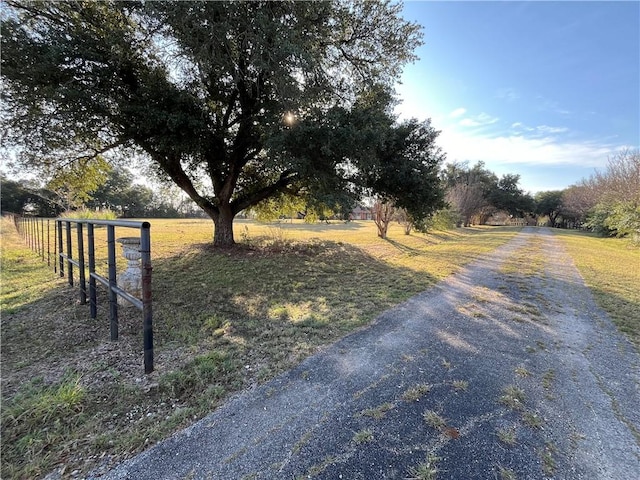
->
350, 204, 373, 220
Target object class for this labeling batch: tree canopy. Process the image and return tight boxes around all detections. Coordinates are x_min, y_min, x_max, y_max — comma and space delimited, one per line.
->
0, 175, 61, 217
566, 150, 640, 240
534, 190, 563, 227
1, 0, 440, 246
441, 161, 533, 226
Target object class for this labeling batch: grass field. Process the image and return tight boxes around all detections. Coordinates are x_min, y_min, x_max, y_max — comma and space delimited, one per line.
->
2, 219, 638, 479
1, 218, 519, 479
553, 229, 640, 349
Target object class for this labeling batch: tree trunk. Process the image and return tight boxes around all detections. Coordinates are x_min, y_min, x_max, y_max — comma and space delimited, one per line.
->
213, 208, 235, 247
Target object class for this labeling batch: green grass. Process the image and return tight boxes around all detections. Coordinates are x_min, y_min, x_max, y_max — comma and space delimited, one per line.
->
496, 426, 517, 446
352, 428, 374, 444
499, 385, 526, 411
1, 218, 519, 478
402, 383, 432, 402
360, 402, 395, 420
407, 454, 440, 480
0, 220, 62, 314
7, 221, 637, 478
538, 441, 558, 476
451, 379, 469, 392
498, 466, 517, 480
553, 229, 640, 349
1, 372, 86, 479
422, 410, 447, 430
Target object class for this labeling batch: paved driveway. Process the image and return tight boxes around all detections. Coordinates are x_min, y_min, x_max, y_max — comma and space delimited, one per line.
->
92, 227, 640, 479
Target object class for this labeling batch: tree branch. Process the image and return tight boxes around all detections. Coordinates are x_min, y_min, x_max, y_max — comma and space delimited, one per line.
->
231, 171, 299, 214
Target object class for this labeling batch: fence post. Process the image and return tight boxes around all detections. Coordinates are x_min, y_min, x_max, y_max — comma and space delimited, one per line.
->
54, 221, 59, 274
66, 221, 73, 286
87, 223, 97, 319
107, 225, 118, 340
57, 220, 63, 276
35, 217, 40, 256
40, 218, 45, 261
77, 222, 87, 305
140, 222, 153, 373
47, 220, 51, 267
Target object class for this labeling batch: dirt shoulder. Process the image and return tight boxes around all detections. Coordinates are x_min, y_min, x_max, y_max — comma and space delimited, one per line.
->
92, 227, 640, 479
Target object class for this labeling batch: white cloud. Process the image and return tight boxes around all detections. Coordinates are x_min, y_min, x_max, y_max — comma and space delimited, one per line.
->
510, 122, 570, 135
449, 107, 467, 118
438, 126, 624, 169
535, 125, 569, 134
496, 88, 520, 102
459, 112, 499, 127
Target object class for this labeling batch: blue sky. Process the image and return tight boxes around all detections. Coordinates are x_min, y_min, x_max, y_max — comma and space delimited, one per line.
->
395, 1, 640, 193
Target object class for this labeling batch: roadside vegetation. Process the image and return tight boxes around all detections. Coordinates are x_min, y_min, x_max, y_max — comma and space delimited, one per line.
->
554, 229, 640, 349
1, 218, 519, 479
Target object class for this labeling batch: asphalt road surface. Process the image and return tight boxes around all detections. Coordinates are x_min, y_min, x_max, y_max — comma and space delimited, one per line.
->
91, 227, 640, 480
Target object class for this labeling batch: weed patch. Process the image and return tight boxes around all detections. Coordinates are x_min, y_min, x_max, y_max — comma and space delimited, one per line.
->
538, 442, 558, 476
407, 454, 440, 480
498, 465, 517, 480
422, 410, 447, 430
522, 411, 544, 429
451, 379, 469, 392
352, 429, 374, 444
1, 372, 86, 478
402, 383, 432, 402
360, 402, 395, 420
496, 426, 517, 446
499, 385, 526, 411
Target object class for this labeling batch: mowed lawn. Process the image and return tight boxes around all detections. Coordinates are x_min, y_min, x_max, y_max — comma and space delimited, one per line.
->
553, 229, 640, 349
2, 218, 638, 479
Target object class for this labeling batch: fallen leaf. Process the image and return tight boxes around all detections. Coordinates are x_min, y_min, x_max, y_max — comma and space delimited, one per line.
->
443, 427, 460, 439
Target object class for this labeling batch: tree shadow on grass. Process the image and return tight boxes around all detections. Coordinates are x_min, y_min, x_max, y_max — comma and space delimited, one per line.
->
3, 228, 638, 479
150, 240, 440, 370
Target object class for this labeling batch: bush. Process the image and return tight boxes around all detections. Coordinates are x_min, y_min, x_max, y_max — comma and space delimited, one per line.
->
61, 208, 117, 220
585, 201, 640, 243
604, 201, 640, 241
416, 208, 461, 232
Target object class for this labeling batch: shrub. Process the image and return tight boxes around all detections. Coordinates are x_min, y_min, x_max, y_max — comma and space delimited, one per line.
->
61, 208, 117, 220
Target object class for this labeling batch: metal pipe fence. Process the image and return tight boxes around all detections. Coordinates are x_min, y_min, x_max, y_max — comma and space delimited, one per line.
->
12, 215, 54, 267
12, 215, 154, 374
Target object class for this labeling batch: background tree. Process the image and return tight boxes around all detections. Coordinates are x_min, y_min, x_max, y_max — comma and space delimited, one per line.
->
2, 0, 424, 246
582, 150, 640, 239
442, 162, 533, 226
0, 176, 62, 216
395, 208, 414, 235
535, 190, 564, 226
488, 174, 534, 220
371, 199, 396, 239
252, 193, 305, 223
1, 177, 33, 214
46, 157, 111, 212
442, 162, 494, 226
559, 183, 596, 227
85, 169, 167, 218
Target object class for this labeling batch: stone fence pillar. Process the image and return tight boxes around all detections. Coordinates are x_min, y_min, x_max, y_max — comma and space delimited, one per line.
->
116, 236, 142, 306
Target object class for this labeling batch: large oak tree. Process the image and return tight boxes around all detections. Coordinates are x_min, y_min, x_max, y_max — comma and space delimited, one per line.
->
1, 0, 437, 246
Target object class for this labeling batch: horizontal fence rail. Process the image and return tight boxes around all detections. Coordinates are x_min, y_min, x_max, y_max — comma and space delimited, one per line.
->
13, 215, 154, 374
